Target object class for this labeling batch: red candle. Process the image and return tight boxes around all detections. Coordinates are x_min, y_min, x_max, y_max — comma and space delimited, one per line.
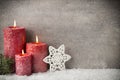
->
3, 20, 26, 60
26, 35, 48, 73
15, 50, 32, 76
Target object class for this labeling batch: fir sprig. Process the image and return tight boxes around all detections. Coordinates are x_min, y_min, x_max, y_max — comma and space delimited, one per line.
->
0, 54, 14, 75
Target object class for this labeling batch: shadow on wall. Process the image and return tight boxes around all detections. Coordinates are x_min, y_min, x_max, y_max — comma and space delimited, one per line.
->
106, 0, 120, 68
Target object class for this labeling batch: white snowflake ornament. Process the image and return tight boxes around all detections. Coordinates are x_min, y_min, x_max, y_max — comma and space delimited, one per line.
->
43, 44, 71, 72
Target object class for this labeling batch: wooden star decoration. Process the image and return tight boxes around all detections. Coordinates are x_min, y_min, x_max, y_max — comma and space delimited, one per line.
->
43, 44, 71, 72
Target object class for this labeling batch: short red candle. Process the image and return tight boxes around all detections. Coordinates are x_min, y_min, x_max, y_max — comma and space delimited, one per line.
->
26, 36, 48, 73
15, 50, 32, 76
3, 21, 26, 60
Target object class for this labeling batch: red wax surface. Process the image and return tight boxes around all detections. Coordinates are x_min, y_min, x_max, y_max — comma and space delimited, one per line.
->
15, 53, 32, 76
26, 42, 48, 73
3, 26, 26, 60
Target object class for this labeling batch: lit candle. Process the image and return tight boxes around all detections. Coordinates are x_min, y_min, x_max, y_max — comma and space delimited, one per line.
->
3, 20, 26, 60
26, 35, 48, 73
15, 49, 32, 76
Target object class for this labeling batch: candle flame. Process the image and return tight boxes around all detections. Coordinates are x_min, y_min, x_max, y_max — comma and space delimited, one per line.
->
36, 35, 39, 43
22, 49, 24, 55
13, 20, 16, 27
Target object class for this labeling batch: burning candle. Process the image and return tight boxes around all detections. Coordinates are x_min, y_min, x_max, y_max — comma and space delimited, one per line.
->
15, 49, 32, 76
26, 35, 48, 73
3, 20, 26, 60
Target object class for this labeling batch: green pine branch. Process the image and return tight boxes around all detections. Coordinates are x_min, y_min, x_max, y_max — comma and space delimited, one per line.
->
0, 54, 14, 75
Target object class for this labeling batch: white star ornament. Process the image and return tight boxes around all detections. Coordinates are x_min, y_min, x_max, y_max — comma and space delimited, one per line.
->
43, 44, 71, 72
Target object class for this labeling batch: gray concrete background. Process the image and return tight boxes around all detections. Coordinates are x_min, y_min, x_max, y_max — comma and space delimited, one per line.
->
0, 0, 120, 68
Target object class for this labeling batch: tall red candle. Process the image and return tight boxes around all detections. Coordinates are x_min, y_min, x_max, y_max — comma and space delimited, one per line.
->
15, 50, 32, 76
26, 35, 48, 73
3, 20, 26, 60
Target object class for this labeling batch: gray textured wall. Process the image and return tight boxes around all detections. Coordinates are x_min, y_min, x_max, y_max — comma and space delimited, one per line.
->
0, 0, 120, 69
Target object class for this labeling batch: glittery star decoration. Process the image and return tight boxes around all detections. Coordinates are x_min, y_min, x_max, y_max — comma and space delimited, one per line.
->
43, 44, 71, 72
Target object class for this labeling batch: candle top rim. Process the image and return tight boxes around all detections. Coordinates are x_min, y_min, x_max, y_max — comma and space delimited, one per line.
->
9, 26, 25, 28
3, 26, 25, 31
27, 42, 47, 46
16, 53, 31, 57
